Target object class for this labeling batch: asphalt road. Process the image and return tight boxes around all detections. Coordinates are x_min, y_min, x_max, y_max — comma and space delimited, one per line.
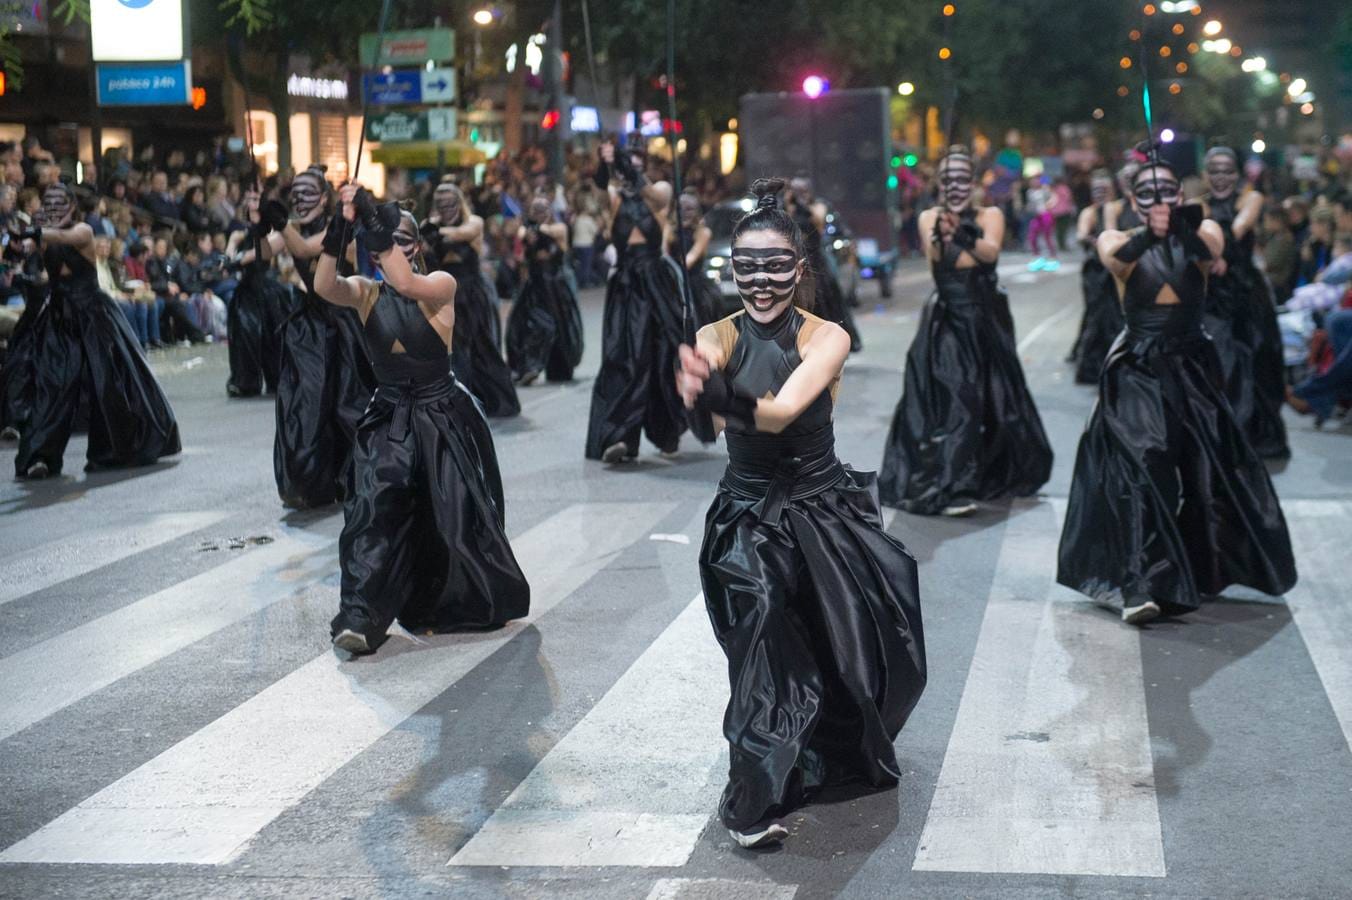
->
1, 253, 1349, 900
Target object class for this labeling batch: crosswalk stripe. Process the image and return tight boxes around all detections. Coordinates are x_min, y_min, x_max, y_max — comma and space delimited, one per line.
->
912, 499, 1167, 877
0, 511, 231, 607
0, 501, 675, 866
645, 878, 798, 900
0, 525, 338, 743
449, 591, 727, 868
1282, 500, 1352, 754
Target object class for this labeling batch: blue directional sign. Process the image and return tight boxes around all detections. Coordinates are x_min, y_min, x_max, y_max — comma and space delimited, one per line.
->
363, 68, 457, 106
96, 61, 192, 106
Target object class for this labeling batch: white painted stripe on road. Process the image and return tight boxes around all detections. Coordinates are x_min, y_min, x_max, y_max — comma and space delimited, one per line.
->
646, 878, 797, 900
1016, 302, 1080, 355
0, 526, 338, 743
912, 499, 1166, 877
0, 511, 231, 607
0, 502, 674, 866
450, 591, 727, 868
1282, 500, 1352, 754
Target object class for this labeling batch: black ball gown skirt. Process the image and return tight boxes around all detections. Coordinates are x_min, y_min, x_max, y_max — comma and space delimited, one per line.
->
700, 431, 926, 831
273, 292, 376, 508
505, 267, 584, 383
1073, 254, 1125, 385
332, 377, 530, 651
1057, 316, 1296, 614
15, 281, 179, 476
585, 246, 687, 458
878, 267, 1053, 514
450, 268, 519, 417
226, 268, 293, 397
1203, 260, 1289, 459
1, 295, 42, 436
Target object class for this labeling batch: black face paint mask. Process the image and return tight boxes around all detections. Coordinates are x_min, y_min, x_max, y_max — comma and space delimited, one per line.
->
289, 174, 326, 221
731, 246, 799, 314
1205, 157, 1239, 199
1132, 171, 1181, 211
40, 187, 74, 228
1091, 180, 1112, 205
377, 216, 423, 274
939, 160, 973, 212
434, 188, 462, 225
678, 197, 700, 228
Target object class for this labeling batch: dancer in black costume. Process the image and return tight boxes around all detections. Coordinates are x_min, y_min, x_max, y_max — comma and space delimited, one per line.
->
318, 185, 530, 655
423, 181, 519, 417
676, 178, 925, 849
226, 186, 290, 397
1069, 170, 1125, 384
0, 226, 45, 442
1057, 150, 1296, 625
1105, 160, 1142, 232
585, 140, 687, 463
786, 175, 862, 351
878, 147, 1052, 517
505, 195, 584, 385
11, 182, 179, 478
258, 167, 376, 508
1194, 147, 1289, 459
667, 190, 722, 323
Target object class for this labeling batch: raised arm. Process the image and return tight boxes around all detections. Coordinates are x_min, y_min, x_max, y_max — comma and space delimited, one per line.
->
971, 206, 1004, 264
313, 193, 373, 311
39, 221, 94, 248
351, 186, 457, 311
438, 216, 483, 244
1076, 205, 1097, 244
1231, 191, 1263, 240
685, 224, 711, 270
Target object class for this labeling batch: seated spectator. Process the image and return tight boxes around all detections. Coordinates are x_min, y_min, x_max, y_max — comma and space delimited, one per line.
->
180, 184, 212, 233
146, 234, 205, 345
141, 171, 181, 227
178, 238, 227, 341
205, 175, 236, 233
1262, 206, 1296, 304
122, 240, 165, 348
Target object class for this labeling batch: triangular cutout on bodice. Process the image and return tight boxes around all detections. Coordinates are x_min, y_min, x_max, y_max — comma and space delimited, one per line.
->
1153, 284, 1182, 306
391, 338, 407, 354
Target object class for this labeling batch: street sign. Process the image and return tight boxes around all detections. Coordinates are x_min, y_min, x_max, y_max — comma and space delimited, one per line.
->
366, 109, 457, 143
362, 68, 457, 106
96, 60, 193, 106
359, 28, 455, 66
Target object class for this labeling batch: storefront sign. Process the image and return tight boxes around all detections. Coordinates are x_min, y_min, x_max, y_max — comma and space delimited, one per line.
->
91, 0, 185, 62
365, 108, 457, 143
359, 28, 455, 66
362, 68, 457, 106
287, 74, 349, 101
96, 60, 193, 106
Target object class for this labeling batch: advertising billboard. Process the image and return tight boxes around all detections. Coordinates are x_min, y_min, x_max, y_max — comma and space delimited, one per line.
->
91, 0, 185, 63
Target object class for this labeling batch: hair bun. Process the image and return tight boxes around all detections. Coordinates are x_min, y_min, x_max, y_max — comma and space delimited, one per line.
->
748, 176, 785, 210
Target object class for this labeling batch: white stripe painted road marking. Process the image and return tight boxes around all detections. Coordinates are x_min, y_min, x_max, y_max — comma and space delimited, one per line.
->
646, 878, 798, 900
0, 511, 231, 607
0, 502, 674, 866
450, 591, 727, 868
1017, 302, 1080, 355
912, 499, 1166, 877
0, 526, 339, 743
1281, 500, 1352, 753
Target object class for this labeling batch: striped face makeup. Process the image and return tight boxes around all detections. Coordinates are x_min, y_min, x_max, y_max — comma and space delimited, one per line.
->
288, 171, 327, 223
939, 155, 974, 212
39, 185, 75, 228
1132, 166, 1181, 211
1205, 150, 1239, 199
731, 245, 800, 320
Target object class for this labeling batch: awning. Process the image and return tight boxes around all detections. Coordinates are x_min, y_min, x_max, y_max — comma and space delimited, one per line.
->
370, 141, 489, 168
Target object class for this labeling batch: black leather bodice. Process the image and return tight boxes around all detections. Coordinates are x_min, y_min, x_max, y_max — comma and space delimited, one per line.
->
612, 192, 661, 264
364, 283, 451, 386
933, 208, 996, 303
723, 307, 832, 437
1122, 235, 1207, 346
1206, 194, 1253, 263
524, 226, 565, 279
43, 243, 97, 292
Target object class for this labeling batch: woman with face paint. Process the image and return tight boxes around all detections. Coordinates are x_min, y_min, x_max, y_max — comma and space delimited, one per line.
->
1057, 147, 1295, 625
1193, 146, 1289, 460
314, 185, 529, 655
1068, 169, 1127, 384
256, 166, 377, 508
785, 175, 863, 352
421, 181, 519, 418
584, 140, 688, 463
504, 194, 584, 385
1105, 160, 1143, 232
877, 146, 1053, 517
676, 178, 926, 849
225, 185, 291, 398
665, 189, 721, 323
9, 182, 179, 478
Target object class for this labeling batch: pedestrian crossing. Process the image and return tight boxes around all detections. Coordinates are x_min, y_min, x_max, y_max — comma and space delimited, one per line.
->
1, 495, 1351, 895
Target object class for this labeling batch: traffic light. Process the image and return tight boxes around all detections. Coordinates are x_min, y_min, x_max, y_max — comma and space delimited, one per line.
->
904, 153, 919, 167
540, 109, 560, 129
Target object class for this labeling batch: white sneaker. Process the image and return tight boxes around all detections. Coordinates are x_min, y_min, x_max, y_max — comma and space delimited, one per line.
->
24, 461, 50, 479
332, 629, 371, 654
940, 501, 978, 517
729, 823, 788, 849
1122, 599, 1161, 626
0, 425, 18, 442
601, 441, 631, 464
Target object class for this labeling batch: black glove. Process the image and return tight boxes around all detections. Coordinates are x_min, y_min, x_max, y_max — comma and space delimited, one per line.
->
612, 150, 647, 191
354, 190, 400, 254
951, 220, 982, 251
592, 156, 611, 190
259, 199, 290, 233
321, 215, 350, 258
1113, 226, 1158, 263
1170, 205, 1212, 262
419, 219, 442, 247
692, 369, 758, 432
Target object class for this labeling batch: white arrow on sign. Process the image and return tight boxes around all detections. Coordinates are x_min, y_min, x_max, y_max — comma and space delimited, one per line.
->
421, 68, 457, 103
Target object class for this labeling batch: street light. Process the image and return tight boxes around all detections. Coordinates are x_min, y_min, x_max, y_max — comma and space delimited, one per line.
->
1241, 56, 1267, 72
802, 75, 829, 98
472, 7, 494, 26
1287, 77, 1307, 97
1160, 127, 1176, 142
1251, 138, 1266, 153
897, 81, 915, 96
1202, 19, 1222, 36
1300, 103, 1315, 116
